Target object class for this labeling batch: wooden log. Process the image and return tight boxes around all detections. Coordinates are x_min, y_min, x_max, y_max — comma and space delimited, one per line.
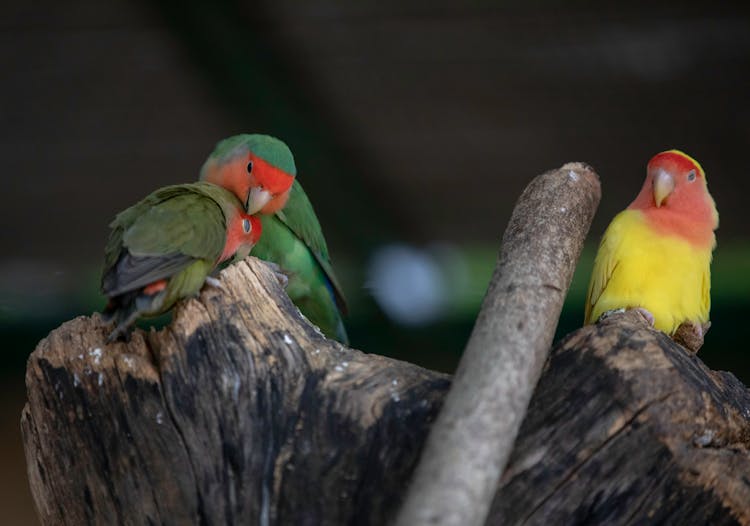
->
490, 309, 750, 525
21, 261, 750, 525
21, 258, 451, 526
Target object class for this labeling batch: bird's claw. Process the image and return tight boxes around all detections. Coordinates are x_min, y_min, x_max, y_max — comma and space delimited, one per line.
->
632, 307, 655, 327
597, 307, 627, 323
673, 320, 711, 354
204, 276, 225, 290
263, 261, 290, 288
597, 307, 655, 327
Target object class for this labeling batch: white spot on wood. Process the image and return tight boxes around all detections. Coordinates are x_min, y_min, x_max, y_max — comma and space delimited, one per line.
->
313, 349, 321, 355
568, 170, 579, 181
156, 411, 164, 425
283, 333, 293, 345
334, 365, 344, 372
341, 361, 349, 369
73, 374, 80, 387
97, 373, 103, 387
123, 356, 134, 368
392, 379, 399, 386
693, 429, 716, 447
560, 206, 567, 213
89, 347, 103, 365
391, 392, 401, 402
232, 377, 241, 402
78, 354, 84, 360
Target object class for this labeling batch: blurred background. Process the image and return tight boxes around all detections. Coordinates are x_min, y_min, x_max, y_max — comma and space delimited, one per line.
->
3, 0, 750, 522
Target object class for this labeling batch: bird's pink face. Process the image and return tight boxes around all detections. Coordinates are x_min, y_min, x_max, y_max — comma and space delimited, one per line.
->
219, 213, 263, 263
628, 150, 718, 247
645, 151, 706, 210
629, 150, 713, 212
202, 153, 294, 215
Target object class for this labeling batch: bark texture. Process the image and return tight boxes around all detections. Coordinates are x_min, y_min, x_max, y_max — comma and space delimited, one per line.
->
395, 162, 601, 526
490, 310, 750, 525
21, 258, 451, 526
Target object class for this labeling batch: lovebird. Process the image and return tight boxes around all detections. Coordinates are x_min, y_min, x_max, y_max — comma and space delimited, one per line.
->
584, 150, 719, 347
201, 134, 349, 344
200, 133, 297, 215
101, 182, 262, 341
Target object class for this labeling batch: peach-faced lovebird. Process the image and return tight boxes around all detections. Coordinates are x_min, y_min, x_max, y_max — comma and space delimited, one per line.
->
585, 150, 719, 347
200, 134, 296, 215
101, 182, 262, 341
200, 134, 349, 343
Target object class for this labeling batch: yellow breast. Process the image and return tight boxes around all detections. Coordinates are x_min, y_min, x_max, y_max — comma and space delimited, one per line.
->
585, 210, 713, 334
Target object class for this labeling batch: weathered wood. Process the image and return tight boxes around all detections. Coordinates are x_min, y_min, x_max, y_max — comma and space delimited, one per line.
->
490, 309, 750, 525
21, 262, 750, 525
21, 258, 451, 526
396, 162, 601, 526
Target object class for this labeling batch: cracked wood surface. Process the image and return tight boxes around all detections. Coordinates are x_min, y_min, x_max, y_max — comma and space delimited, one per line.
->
21, 258, 451, 526
490, 309, 750, 525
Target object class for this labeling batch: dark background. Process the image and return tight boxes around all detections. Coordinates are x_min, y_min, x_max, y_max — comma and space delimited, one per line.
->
3, 1, 749, 522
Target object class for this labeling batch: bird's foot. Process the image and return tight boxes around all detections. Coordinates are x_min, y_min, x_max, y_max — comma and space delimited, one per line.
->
632, 307, 655, 327
106, 320, 134, 343
204, 276, 225, 290
263, 261, 290, 288
673, 320, 711, 354
598, 307, 655, 326
597, 307, 627, 322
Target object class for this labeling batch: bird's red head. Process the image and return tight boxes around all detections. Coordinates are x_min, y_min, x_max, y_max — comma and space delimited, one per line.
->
202, 153, 294, 215
628, 150, 718, 246
220, 213, 263, 263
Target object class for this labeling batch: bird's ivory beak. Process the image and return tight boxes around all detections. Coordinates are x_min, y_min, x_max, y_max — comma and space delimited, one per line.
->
653, 170, 675, 207
246, 187, 273, 215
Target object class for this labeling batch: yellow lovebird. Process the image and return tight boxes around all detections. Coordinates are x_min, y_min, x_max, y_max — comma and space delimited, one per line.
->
585, 150, 719, 342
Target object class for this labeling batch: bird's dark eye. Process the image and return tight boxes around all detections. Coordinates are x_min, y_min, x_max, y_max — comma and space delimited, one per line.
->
242, 218, 252, 233
246, 161, 253, 174
687, 170, 696, 182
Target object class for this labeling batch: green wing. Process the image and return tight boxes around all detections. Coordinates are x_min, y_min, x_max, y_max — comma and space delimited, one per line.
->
274, 180, 348, 312
102, 183, 229, 297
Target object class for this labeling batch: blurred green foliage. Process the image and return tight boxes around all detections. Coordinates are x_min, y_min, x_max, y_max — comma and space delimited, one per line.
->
4, 243, 746, 383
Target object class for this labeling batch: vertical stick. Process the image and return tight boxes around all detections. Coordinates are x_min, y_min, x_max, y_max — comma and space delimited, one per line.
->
395, 163, 601, 526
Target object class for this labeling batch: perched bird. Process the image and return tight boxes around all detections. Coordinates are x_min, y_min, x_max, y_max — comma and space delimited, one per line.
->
101, 182, 262, 341
584, 150, 719, 346
200, 134, 296, 215
200, 135, 349, 344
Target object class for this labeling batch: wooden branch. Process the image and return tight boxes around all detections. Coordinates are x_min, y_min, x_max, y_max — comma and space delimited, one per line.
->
395, 163, 601, 526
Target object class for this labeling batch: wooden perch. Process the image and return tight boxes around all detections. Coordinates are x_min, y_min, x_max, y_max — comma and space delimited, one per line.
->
22, 258, 452, 525
396, 162, 600, 526
21, 166, 750, 525
490, 309, 750, 525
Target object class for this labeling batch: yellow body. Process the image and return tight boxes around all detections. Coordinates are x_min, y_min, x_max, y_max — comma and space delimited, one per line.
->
585, 209, 713, 334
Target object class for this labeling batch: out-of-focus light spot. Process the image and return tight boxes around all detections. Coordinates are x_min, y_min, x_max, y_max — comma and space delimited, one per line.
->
366, 244, 449, 326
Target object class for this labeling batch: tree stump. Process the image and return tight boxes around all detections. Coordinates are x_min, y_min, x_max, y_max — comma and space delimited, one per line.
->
22, 258, 452, 525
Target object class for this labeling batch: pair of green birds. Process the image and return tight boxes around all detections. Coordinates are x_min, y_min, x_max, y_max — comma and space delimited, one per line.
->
101, 134, 348, 344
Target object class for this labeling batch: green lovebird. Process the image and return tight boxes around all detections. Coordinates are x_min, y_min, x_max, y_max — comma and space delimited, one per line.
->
200, 133, 297, 215
101, 182, 262, 341
200, 134, 349, 344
